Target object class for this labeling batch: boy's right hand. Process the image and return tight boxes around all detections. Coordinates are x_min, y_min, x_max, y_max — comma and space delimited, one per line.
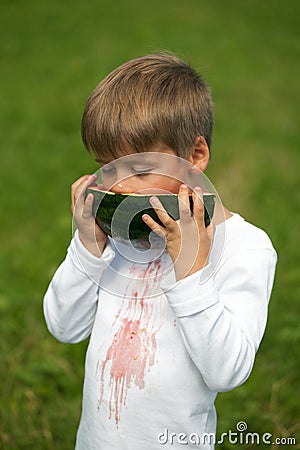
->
71, 174, 107, 257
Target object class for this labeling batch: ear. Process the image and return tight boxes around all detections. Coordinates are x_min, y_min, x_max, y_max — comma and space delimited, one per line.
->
187, 136, 210, 171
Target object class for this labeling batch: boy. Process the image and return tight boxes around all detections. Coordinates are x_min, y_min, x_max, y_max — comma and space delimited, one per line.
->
43, 54, 277, 449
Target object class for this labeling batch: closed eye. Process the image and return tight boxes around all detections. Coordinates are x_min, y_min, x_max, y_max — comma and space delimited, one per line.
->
102, 166, 116, 174
131, 168, 153, 176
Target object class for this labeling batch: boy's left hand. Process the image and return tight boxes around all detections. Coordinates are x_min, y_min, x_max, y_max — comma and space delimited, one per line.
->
142, 184, 214, 281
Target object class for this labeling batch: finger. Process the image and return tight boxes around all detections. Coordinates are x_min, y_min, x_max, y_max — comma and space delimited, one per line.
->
178, 184, 192, 221
72, 174, 98, 210
82, 192, 95, 220
71, 175, 91, 210
150, 196, 175, 229
72, 173, 98, 196
142, 214, 166, 238
192, 187, 205, 228
71, 174, 93, 195
81, 173, 98, 200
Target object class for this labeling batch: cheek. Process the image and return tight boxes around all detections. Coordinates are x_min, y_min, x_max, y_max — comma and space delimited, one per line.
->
167, 181, 182, 194
150, 175, 182, 194
102, 175, 116, 190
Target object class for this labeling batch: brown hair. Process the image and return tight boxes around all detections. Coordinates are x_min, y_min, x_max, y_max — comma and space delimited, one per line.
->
81, 53, 213, 160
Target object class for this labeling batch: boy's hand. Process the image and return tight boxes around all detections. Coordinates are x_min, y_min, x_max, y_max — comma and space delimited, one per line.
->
71, 174, 107, 257
142, 184, 214, 281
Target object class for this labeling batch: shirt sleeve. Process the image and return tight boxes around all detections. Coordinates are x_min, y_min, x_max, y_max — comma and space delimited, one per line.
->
161, 247, 277, 392
43, 231, 115, 343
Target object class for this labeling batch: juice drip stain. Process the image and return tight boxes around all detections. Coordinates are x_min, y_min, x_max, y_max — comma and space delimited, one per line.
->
96, 259, 165, 426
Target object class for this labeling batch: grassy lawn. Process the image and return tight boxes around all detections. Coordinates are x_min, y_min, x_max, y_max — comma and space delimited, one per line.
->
0, 0, 299, 448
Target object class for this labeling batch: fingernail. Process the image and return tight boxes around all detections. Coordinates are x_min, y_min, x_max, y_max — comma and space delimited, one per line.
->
142, 214, 148, 221
181, 184, 188, 190
150, 196, 159, 205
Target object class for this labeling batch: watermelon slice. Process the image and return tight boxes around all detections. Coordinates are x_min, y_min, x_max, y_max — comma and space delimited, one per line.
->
86, 187, 215, 246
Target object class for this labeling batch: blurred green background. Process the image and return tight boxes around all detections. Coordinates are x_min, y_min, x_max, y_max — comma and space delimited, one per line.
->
0, 0, 299, 448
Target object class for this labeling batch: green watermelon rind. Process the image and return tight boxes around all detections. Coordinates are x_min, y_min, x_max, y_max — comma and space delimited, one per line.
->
86, 188, 215, 243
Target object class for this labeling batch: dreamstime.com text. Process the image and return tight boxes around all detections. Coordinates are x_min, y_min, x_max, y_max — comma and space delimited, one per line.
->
157, 421, 297, 446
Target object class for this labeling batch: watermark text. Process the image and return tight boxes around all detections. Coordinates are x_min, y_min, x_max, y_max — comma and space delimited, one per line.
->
157, 421, 297, 446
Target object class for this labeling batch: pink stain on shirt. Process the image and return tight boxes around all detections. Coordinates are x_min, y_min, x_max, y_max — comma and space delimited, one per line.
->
96, 258, 166, 426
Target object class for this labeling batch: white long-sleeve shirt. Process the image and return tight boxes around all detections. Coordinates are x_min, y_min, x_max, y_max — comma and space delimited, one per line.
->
43, 213, 277, 449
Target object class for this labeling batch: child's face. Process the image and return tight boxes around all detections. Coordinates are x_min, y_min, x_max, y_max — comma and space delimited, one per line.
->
97, 146, 191, 194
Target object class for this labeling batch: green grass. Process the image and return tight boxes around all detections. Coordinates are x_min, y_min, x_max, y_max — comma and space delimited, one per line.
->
0, 0, 299, 448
